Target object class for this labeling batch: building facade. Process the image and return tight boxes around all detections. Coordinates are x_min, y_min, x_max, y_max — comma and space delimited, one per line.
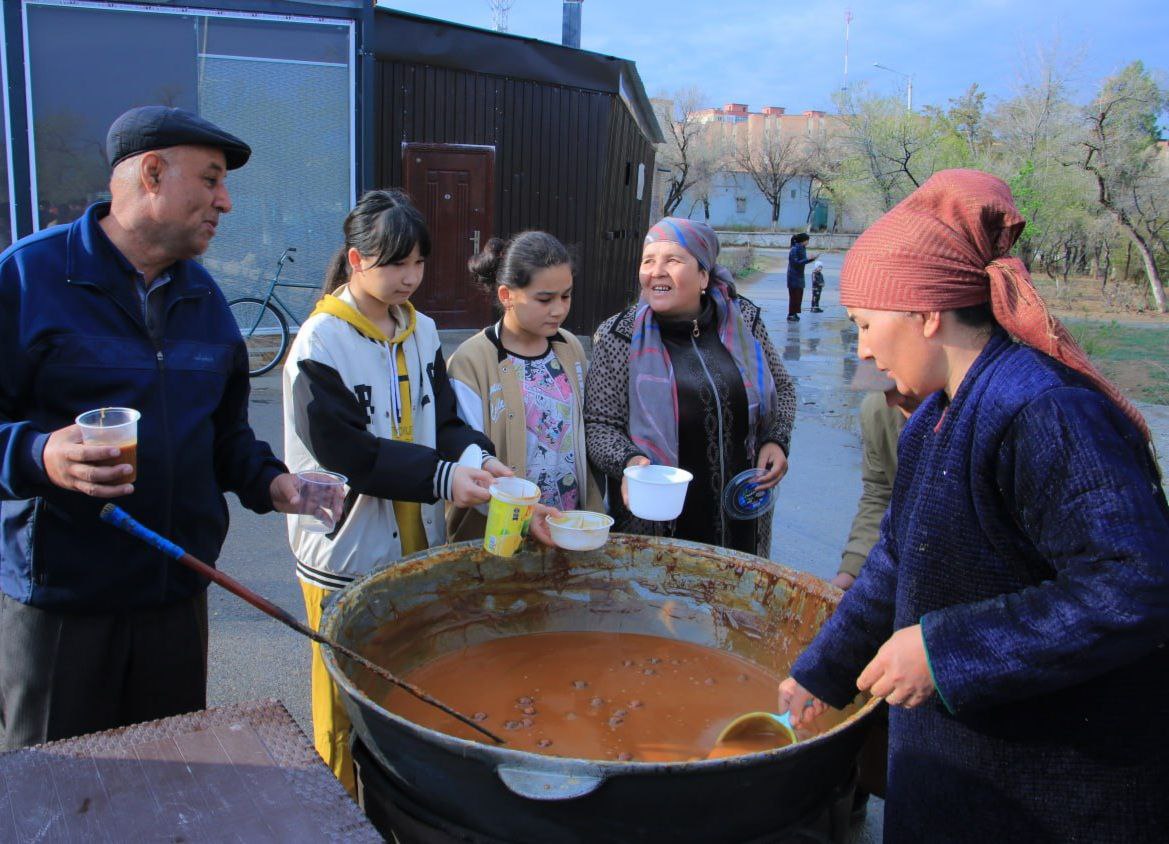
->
652, 100, 846, 233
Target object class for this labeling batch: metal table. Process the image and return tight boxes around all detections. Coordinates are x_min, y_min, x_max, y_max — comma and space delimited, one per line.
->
0, 698, 381, 842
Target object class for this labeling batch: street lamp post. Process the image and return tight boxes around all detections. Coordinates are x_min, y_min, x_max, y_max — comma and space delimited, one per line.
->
873, 62, 913, 112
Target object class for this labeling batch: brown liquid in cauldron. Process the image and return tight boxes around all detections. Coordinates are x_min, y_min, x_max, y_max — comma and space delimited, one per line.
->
377, 631, 821, 762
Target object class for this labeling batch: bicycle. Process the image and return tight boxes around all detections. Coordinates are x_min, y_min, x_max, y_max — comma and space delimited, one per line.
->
228, 247, 320, 376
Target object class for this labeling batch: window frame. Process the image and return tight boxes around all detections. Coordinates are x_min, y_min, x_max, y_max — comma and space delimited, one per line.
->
20, 0, 356, 233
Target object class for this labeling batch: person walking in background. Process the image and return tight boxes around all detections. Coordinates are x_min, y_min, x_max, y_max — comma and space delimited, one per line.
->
786, 232, 818, 321
809, 260, 826, 313
779, 169, 1169, 841
0, 106, 301, 750
282, 189, 511, 792
585, 217, 796, 557
446, 231, 601, 541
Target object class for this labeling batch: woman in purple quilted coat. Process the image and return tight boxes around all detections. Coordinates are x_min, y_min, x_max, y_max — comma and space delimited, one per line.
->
780, 170, 1169, 842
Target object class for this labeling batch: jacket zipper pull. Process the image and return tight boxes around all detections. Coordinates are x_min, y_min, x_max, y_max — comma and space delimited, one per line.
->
691, 319, 699, 339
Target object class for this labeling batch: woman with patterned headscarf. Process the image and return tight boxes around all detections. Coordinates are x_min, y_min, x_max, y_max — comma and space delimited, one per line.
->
779, 170, 1169, 841
585, 218, 796, 556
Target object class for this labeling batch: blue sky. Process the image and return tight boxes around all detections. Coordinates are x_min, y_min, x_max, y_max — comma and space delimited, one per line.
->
378, 1, 1169, 117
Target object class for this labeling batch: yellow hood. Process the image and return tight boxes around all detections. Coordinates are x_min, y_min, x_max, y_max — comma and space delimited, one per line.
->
311, 292, 417, 345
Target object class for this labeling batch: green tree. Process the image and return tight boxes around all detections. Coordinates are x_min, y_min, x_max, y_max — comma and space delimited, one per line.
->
828, 85, 956, 225
987, 51, 1091, 273
924, 83, 988, 161
1077, 61, 1169, 312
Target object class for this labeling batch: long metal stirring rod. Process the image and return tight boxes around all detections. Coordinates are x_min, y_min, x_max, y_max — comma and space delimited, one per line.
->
100, 504, 505, 745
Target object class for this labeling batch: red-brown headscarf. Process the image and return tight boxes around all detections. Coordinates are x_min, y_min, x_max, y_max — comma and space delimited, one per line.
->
840, 168, 1150, 441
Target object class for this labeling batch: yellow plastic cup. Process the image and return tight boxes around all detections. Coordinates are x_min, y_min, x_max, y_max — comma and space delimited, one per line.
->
483, 477, 540, 556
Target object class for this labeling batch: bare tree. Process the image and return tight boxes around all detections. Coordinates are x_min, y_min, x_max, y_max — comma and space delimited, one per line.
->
685, 128, 729, 221
802, 124, 846, 229
830, 85, 950, 222
1076, 61, 1168, 312
734, 120, 807, 227
653, 90, 719, 217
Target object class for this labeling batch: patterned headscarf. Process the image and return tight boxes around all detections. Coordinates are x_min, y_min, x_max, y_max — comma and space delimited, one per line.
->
628, 218, 779, 465
840, 168, 1149, 441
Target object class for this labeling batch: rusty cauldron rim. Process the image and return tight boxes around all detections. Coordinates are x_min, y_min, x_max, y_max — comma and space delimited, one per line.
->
318, 535, 880, 775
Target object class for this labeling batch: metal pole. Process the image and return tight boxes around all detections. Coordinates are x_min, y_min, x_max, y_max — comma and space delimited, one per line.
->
843, 9, 852, 92
873, 63, 913, 113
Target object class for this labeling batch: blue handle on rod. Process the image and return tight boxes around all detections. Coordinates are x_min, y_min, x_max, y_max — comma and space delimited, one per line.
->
100, 504, 185, 560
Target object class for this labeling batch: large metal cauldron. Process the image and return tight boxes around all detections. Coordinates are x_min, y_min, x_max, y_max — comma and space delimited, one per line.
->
321, 536, 878, 843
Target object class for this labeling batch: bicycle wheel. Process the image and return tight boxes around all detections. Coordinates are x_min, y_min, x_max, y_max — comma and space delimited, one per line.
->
228, 297, 288, 377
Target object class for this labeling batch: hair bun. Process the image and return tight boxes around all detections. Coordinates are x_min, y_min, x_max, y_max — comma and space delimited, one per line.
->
468, 237, 506, 289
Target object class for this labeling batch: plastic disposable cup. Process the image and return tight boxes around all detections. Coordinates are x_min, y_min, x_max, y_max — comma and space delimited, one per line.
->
623, 464, 693, 521
296, 470, 348, 534
76, 407, 140, 483
483, 477, 540, 556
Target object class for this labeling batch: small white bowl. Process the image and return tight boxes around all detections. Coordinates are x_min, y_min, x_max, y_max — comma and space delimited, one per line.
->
546, 510, 615, 551
623, 465, 693, 521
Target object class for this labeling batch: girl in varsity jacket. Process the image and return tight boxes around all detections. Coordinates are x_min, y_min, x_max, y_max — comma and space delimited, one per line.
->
282, 189, 506, 792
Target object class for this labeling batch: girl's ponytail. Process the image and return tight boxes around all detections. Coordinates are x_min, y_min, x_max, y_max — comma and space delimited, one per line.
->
467, 237, 507, 293
469, 231, 574, 293
324, 247, 350, 295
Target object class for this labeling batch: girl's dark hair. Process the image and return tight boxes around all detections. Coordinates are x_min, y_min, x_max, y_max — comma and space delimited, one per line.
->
468, 230, 574, 293
324, 189, 431, 294
952, 302, 996, 329
790, 232, 810, 246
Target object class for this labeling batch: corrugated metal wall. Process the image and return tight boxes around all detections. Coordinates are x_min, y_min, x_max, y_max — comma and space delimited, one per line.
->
375, 60, 655, 335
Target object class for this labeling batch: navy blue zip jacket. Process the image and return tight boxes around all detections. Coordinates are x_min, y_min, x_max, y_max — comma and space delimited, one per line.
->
786, 242, 813, 288
0, 203, 285, 611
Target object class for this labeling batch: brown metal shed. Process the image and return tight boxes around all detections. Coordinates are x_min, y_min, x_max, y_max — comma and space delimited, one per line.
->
369, 8, 663, 333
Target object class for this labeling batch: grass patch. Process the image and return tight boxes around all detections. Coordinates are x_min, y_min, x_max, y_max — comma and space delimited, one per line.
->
1066, 320, 1169, 405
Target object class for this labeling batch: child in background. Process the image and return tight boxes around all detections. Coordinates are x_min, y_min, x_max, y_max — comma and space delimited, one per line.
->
810, 260, 826, 312
446, 231, 602, 541
283, 189, 511, 793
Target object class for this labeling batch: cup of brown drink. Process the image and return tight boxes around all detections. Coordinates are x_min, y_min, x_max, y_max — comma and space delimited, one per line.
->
76, 407, 140, 483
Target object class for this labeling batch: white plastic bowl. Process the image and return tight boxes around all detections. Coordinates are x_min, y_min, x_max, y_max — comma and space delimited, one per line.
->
623, 465, 693, 521
546, 510, 615, 551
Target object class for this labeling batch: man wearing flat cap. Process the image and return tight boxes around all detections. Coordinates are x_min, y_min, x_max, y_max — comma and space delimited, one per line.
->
0, 106, 303, 748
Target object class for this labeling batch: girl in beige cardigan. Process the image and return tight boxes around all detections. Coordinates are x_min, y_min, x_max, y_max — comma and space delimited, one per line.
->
447, 232, 603, 540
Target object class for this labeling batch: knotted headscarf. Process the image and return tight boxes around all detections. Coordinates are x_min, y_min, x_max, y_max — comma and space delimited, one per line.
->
840, 169, 1149, 441
628, 218, 779, 465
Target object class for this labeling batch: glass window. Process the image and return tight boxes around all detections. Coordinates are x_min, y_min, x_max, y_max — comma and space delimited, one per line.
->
24, 2, 352, 322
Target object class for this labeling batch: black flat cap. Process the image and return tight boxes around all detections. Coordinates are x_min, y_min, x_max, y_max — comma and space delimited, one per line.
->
106, 106, 251, 170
